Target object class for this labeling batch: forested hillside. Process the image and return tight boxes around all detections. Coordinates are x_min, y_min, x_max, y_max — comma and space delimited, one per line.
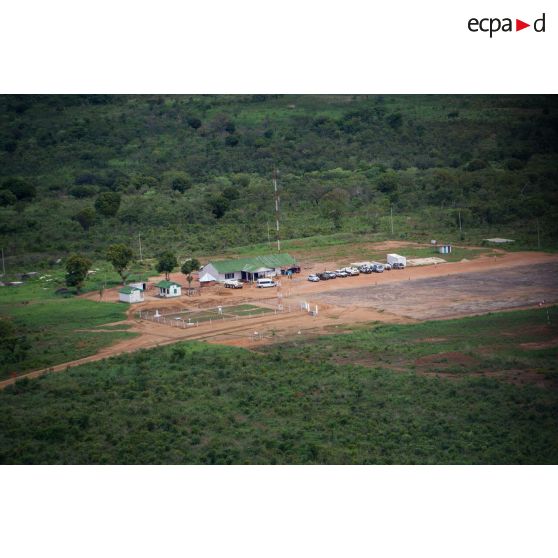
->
1, 94, 557, 265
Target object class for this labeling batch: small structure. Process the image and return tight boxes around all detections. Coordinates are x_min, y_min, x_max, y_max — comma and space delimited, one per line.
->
155, 280, 181, 298
387, 253, 407, 267
436, 244, 452, 255
128, 275, 148, 291
119, 286, 144, 304
200, 253, 297, 284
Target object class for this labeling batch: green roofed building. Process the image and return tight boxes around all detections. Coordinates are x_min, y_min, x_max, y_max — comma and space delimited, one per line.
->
119, 285, 144, 304
200, 253, 297, 283
154, 280, 182, 298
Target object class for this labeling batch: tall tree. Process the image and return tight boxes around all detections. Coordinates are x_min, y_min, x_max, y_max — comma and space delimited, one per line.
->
157, 252, 178, 280
181, 258, 200, 295
73, 207, 96, 231
65, 254, 92, 293
106, 244, 134, 284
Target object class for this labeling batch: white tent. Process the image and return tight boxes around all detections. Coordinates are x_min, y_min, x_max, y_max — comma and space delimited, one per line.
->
199, 271, 217, 283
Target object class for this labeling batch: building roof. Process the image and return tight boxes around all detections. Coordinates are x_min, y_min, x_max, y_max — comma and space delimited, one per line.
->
155, 280, 181, 288
119, 286, 142, 294
208, 253, 296, 274
128, 274, 149, 282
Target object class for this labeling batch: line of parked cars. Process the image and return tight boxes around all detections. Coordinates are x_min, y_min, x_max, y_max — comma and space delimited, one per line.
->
308, 262, 404, 282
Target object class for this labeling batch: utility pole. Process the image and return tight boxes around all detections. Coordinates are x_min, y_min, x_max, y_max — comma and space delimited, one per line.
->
138, 233, 143, 262
273, 168, 281, 252
390, 206, 394, 236
273, 169, 283, 311
458, 210, 462, 233
267, 222, 271, 247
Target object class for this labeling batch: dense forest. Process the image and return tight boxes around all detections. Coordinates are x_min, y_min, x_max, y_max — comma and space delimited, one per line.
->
0, 94, 557, 266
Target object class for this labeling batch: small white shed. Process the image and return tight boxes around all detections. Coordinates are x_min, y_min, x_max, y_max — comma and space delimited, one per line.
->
155, 280, 181, 298
119, 286, 144, 304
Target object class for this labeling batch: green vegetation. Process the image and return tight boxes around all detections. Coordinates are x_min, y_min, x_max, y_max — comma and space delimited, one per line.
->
1, 94, 557, 272
65, 253, 91, 292
0, 275, 137, 379
1, 307, 556, 464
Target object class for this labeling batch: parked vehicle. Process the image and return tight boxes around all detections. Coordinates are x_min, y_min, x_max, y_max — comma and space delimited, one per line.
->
372, 263, 384, 273
224, 279, 243, 289
317, 272, 330, 280
307, 274, 320, 282
256, 278, 277, 288
359, 265, 373, 274
335, 269, 349, 278
387, 253, 406, 268
392, 262, 405, 270
325, 271, 337, 279
344, 267, 360, 276
384, 263, 392, 271
282, 266, 301, 275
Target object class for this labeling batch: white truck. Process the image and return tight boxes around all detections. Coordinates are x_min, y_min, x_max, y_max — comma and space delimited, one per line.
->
387, 253, 406, 268
256, 277, 277, 288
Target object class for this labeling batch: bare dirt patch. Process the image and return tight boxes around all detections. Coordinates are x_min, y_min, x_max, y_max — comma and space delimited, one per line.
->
415, 352, 479, 367
520, 338, 558, 350
312, 262, 558, 320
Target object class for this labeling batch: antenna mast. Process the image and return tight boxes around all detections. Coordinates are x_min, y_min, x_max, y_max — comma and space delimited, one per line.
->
273, 168, 281, 252
273, 169, 283, 311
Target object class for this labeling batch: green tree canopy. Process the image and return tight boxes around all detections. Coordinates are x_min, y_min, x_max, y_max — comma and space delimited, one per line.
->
157, 252, 178, 280
65, 254, 92, 292
0, 189, 17, 206
3, 177, 36, 201
181, 258, 200, 275
73, 207, 96, 231
94, 192, 121, 217
106, 244, 134, 283
320, 188, 349, 231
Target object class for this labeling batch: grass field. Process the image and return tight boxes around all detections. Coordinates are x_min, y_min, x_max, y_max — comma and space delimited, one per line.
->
0, 277, 137, 379
1, 307, 556, 464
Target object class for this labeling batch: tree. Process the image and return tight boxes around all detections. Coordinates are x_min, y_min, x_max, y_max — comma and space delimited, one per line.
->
181, 258, 200, 294
106, 244, 134, 283
157, 252, 178, 280
73, 207, 96, 231
187, 116, 202, 129
2, 178, 36, 201
65, 254, 92, 293
0, 189, 17, 206
95, 192, 121, 217
208, 194, 230, 219
163, 171, 191, 193
181, 258, 200, 276
320, 188, 349, 230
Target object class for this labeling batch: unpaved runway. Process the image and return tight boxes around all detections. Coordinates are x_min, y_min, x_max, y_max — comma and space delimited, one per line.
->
314, 262, 558, 319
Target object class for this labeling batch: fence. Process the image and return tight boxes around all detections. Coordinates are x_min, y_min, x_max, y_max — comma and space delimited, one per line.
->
137, 303, 299, 329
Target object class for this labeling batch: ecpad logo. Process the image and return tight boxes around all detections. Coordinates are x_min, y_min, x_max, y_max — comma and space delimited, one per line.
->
468, 13, 546, 37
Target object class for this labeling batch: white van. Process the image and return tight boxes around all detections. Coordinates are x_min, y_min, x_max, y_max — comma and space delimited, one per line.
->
256, 277, 277, 288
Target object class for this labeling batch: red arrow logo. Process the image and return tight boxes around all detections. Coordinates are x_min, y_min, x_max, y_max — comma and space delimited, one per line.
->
516, 19, 530, 31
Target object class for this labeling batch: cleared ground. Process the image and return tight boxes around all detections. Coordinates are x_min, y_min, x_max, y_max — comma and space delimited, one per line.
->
313, 262, 558, 320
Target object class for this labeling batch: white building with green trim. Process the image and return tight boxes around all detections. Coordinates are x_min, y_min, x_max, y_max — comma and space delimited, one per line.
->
199, 253, 297, 284
155, 280, 182, 298
119, 285, 144, 303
